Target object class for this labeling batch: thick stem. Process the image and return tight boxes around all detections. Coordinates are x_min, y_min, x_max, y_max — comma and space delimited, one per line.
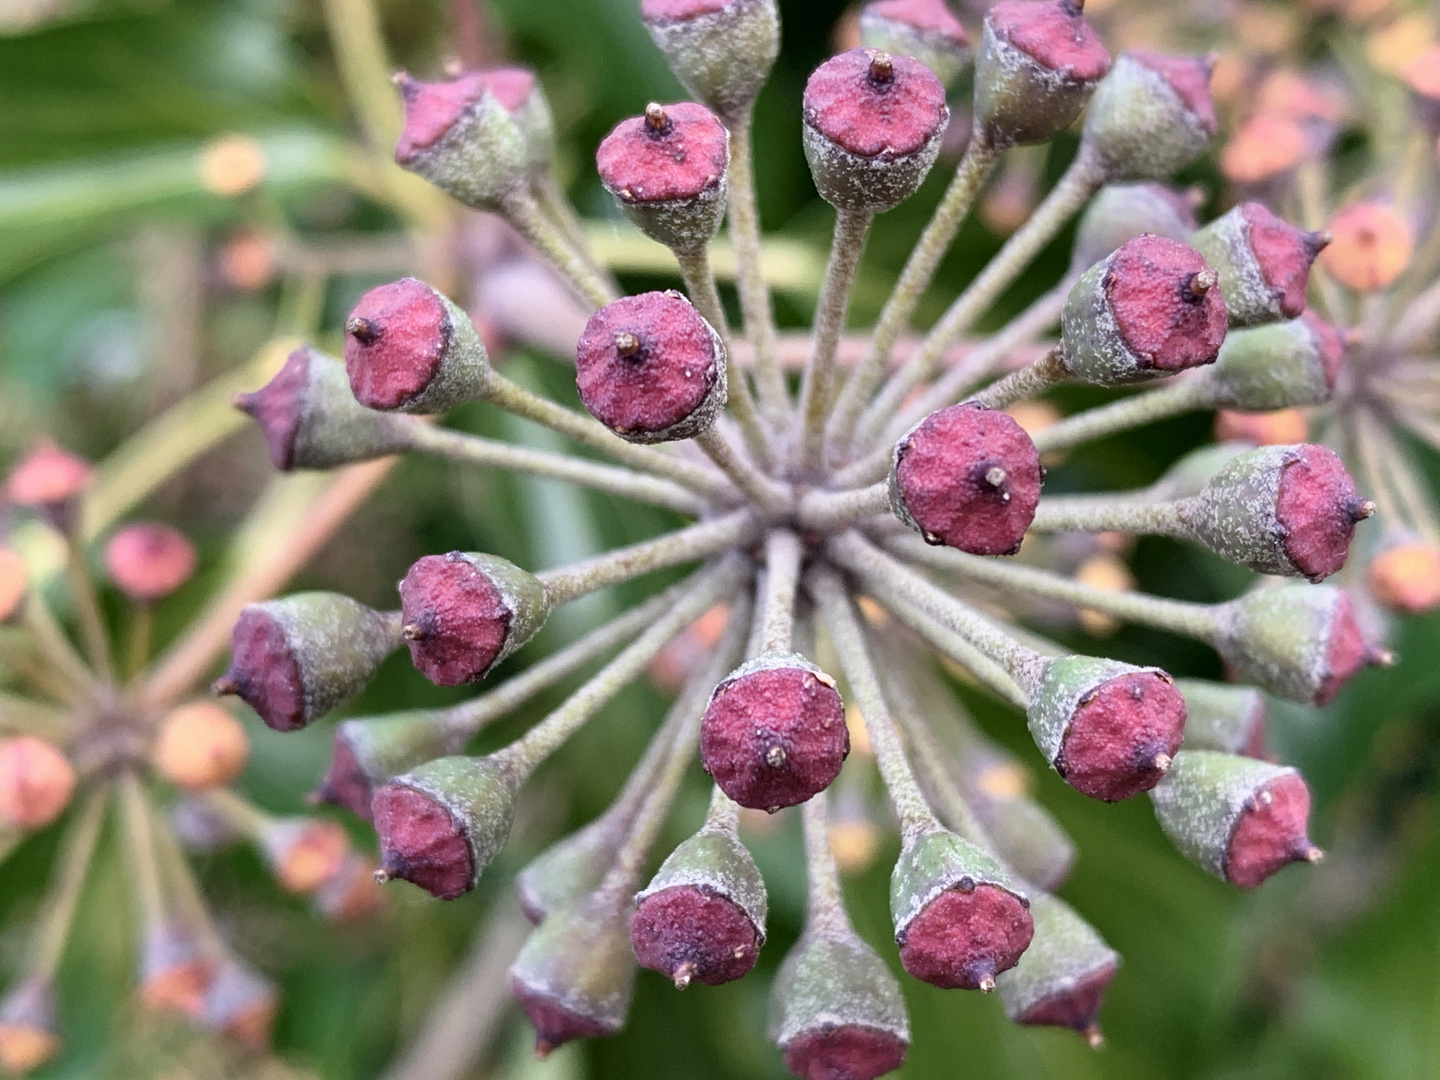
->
493, 555, 749, 778
858, 150, 1105, 441
483, 371, 734, 501
759, 530, 803, 654
826, 140, 1003, 455
968, 345, 1067, 411
1028, 494, 1191, 536
796, 482, 890, 531
538, 510, 758, 606
726, 111, 791, 425
808, 566, 939, 840
674, 246, 774, 470
694, 429, 792, 514
31, 785, 108, 981
881, 531, 1223, 641
404, 424, 705, 515
65, 534, 114, 684
498, 187, 619, 310
796, 208, 874, 471
800, 791, 851, 939
1031, 375, 1213, 454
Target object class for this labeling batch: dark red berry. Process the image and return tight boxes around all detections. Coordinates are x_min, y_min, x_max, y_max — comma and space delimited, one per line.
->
234, 349, 309, 470
597, 102, 728, 206
897, 884, 1034, 990
345, 278, 451, 410
394, 71, 533, 165
399, 554, 512, 686
317, 733, 372, 821
1301, 310, 1347, 390
1316, 592, 1369, 706
1107, 236, 1227, 372
1056, 670, 1186, 802
1225, 771, 1317, 888
510, 984, 614, 1055
891, 403, 1043, 556
225, 607, 305, 731
1276, 445, 1370, 583
803, 48, 948, 161
701, 657, 848, 812
371, 784, 473, 900
782, 1027, 909, 1080
1240, 202, 1328, 320
990, 0, 1109, 81
630, 885, 761, 986
104, 523, 197, 602
575, 291, 724, 443
1128, 50, 1217, 134
1012, 961, 1117, 1035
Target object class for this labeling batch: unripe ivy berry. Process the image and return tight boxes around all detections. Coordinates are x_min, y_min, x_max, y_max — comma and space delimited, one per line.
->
1147, 441, 1252, 501
890, 828, 1033, 990
235, 346, 412, 470
1175, 679, 1267, 757
1027, 656, 1185, 801
509, 890, 636, 1054
597, 102, 730, 253
344, 278, 492, 414
1189, 203, 1328, 327
1217, 584, 1384, 706
1368, 541, 1440, 614
1061, 235, 1227, 384
103, 523, 197, 602
372, 755, 517, 899
392, 70, 528, 209
701, 652, 849, 812
1208, 311, 1346, 411
317, 711, 454, 821
890, 403, 1044, 556
972, 0, 1111, 148
0, 736, 75, 829
152, 702, 249, 790
0, 548, 24, 624
399, 552, 548, 688
0, 977, 61, 1076
640, 0, 780, 124
517, 819, 620, 924
997, 894, 1118, 1043
6, 444, 92, 532
202, 958, 279, 1051
858, 0, 972, 88
1070, 182, 1199, 273
1083, 51, 1217, 180
802, 48, 950, 213
215, 592, 401, 732
575, 291, 727, 444
1150, 750, 1320, 888
476, 67, 557, 174
260, 817, 350, 894
1182, 444, 1371, 582
768, 930, 909, 1080
632, 822, 767, 987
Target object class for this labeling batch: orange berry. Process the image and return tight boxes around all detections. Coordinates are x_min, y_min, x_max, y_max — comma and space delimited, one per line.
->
1321, 202, 1414, 291
1367, 543, 1440, 613
264, 818, 350, 894
198, 134, 267, 197
1221, 113, 1307, 184
1215, 408, 1310, 445
152, 703, 249, 790
0, 548, 25, 623
313, 852, 386, 922
217, 230, 279, 292
0, 737, 76, 829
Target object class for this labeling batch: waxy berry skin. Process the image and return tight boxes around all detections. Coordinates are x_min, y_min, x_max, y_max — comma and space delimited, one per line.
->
1083, 51, 1218, 181
630, 885, 762, 986
896, 884, 1035, 990
639, 0, 781, 122
391, 71, 528, 209
890, 403, 1043, 556
575, 291, 727, 444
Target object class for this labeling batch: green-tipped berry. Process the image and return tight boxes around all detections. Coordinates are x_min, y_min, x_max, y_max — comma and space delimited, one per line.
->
1082, 51, 1216, 179
1070, 182, 1199, 272
1189, 202, 1328, 327
997, 893, 1118, 1044
1208, 312, 1346, 410
1175, 680, 1267, 757
316, 711, 455, 821
393, 70, 528, 209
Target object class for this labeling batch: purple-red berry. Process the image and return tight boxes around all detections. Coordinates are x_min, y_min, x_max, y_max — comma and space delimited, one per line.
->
1191, 202, 1329, 328
890, 402, 1043, 556
104, 523, 197, 602
1083, 50, 1217, 180
639, 0, 780, 123
392, 71, 528, 209
575, 291, 727, 444
997, 894, 1117, 1043
1275, 445, 1370, 581
858, 0, 972, 87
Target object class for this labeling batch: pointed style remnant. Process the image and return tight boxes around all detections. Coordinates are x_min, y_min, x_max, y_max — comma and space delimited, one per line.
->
1320, 202, 1414, 293
1083, 50, 1217, 180
632, 822, 767, 986
202, 957, 279, 1051
1368, 541, 1440, 614
6, 444, 92, 532
371, 755, 517, 899
152, 703, 249, 790
639, 0, 781, 123
1217, 584, 1385, 706
1027, 656, 1186, 801
317, 711, 453, 821
768, 931, 910, 1080
575, 291, 727, 444
215, 592, 401, 732
1175, 680, 1268, 758
1150, 750, 1320, 888
997, 894, 1118, 1042
0, 977, 61, 1076
890, 403, 1043, 556
972, 0, 1110, 148
344, 278, 492, 414
1182, 444, 1371, 582
103, 523, 197, 602
801, 47, 950, 213
701, 653, 849, 812
858, 0, 972, 88
1061, 235, 1228, 383
597, 102, 731, 253
1069, 182, 1199, 272
392, 70, 529, 209
1208, 312, 1347, 411
1189, 202, 1328, 327
0, 737, 75, 829
890, 829, 1032, 990
234, 346, 412, 470
398, 552, 549, 686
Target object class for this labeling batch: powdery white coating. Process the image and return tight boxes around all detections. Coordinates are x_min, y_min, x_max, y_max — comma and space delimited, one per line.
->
897, 884, 1035, 989
641, 0, 780, 122
889, 827, 1025, 936
1175, 679, 1267, 757
1082, 52, 1215, 181
1216, 585, 1371, 706
344, 278, 491, 414
1208, 316, 1341, 411
1148, 750, 1309, 885
223, 593, 398, 732
636, 823, 768, 933
802, 48, 949, 212
630, 886, 762, 985
1070, 182, 1199, 273
1146, 441, 1252, 501
1226, 771, 1312, 888
104, 523, 197, 601
575, 291, 727, 444
516, 818, 619, 924
858, 0, 972, 88
1189, 203, 1322, 328
1127, 51, 1216, 133
767, 931, 910, 1051
392, 73, 528, 209
997, 893, 1119, 1031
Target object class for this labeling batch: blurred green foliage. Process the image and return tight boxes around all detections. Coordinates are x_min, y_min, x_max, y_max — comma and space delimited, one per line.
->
3, 2, 1440, 1079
